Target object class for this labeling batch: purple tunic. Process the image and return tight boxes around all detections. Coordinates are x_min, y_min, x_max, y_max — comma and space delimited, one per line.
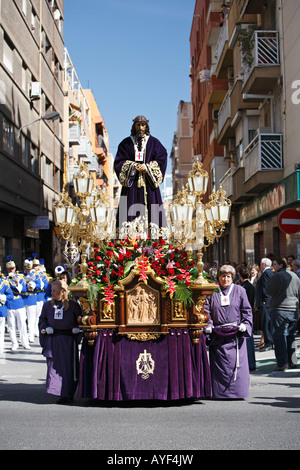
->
204, 284, 253, 399
114, 135, 167, 230
39, 300, 82, 398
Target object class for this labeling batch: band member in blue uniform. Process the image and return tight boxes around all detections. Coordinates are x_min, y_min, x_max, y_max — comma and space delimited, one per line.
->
21, 259, 41, 343
0, 273, 14, 357
5, 257, 31, 351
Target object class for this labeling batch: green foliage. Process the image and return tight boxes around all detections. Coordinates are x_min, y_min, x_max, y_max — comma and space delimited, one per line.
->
173, 283, 194, 307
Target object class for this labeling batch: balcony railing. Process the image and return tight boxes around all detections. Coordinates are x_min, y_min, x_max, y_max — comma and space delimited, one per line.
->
219, 166, 236, 197
77, 137, 92, 160
69, 123, 81, 144
244, 132, 283, 181
242, 30, 279, 81
215, 19, 228, 69
218, 90, 231, 135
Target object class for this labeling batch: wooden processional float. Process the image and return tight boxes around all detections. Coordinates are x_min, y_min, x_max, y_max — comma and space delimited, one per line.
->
69, 262, 217, 346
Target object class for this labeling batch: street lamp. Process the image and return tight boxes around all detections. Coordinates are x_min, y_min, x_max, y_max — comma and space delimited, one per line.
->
168, 158, 232, 284
53, 163, 115, 287
18, 111, 60, 138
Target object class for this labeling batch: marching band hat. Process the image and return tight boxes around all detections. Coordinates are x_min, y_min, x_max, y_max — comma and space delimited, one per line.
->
32, 253, 39, 265
6, 255, 16, 268
6, 255, 16, 269
55, 265, 64, 276
132, 115, 149, 123
24, 259, 33, 269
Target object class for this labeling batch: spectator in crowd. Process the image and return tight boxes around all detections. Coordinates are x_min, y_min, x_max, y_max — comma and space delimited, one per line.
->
292, 259, 300, 278
219, 3, 229, 26
255, 258, 273, 351
239, 266, 256, 371
266, 257, 300, 371
204, 264, 253, 399
250, 264, 264, 347
59, 270, 72, 285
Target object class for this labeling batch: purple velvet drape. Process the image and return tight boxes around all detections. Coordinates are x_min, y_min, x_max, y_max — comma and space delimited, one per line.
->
78, 328, 211, 401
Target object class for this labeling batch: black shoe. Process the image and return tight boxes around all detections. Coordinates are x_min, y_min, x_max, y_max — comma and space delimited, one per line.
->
288, 363, 298, 369
260, 344, 272, 351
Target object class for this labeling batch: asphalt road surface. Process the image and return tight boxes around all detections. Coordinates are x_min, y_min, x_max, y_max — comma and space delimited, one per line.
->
0, 333, 299, 454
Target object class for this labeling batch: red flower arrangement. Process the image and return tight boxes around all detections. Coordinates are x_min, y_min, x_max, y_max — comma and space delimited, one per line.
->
71, 237, 201, 307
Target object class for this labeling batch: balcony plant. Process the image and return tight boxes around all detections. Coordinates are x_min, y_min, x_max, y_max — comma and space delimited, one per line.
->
238, 26, 259, 70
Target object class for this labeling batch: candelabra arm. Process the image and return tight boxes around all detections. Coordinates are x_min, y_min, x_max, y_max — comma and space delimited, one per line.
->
194, 250, 209, 285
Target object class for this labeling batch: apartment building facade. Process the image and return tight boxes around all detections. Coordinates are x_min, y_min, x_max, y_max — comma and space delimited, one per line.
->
190, 0, 300, 265
170, 100, 193, 195
0, 0, 64, 271
63, 49, 112, 208
0, 1, 112, 273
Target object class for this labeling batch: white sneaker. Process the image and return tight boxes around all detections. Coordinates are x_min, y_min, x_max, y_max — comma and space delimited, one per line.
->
11, 345, 18, 351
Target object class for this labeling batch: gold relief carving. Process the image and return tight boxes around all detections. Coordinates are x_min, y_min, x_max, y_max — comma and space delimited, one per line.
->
78, 297, 91, 314
127, 283, 160, 325
172, 301, 187, 320
127, 333, 163, 342
100, 300, 115, 321
195, 295, 206, 314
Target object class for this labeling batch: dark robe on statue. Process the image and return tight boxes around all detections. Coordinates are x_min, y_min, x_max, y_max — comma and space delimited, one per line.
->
114, 135, 168, 232
204, 284, 253, 399
39, 300, 82, 399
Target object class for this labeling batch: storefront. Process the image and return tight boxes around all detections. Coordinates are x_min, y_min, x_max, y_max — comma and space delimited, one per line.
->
238, 171, 300, 266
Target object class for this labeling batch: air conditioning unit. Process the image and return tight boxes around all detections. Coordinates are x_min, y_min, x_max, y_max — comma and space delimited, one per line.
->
30, 82, 41, 100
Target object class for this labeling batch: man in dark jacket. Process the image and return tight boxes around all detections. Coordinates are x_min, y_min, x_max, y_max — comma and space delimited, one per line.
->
255, 258, 274, 351
239, 266, 256, 370
266, 257, 300, 370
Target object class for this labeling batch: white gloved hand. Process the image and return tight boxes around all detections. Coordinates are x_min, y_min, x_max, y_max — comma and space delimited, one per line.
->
28, 281, 36, 291
46, 327, 54, 334
0, 294, 6, 304
239, 323, 247, 332
72, 327, 81, 334
204, 326, 213, 334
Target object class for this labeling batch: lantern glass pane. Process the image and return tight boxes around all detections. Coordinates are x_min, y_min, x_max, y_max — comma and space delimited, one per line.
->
187, 177, 194, 192
211, 205, 219, 221
96, 205, 107, 222
205, 207, 213, 222
220, 205, 229, 221
66, 207, 75, 224
193, 175, 204, 192
55, 206, 66, 224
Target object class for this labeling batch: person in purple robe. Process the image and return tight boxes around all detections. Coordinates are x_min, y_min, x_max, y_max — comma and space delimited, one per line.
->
39, 280, 82, 404
204, 264, 253, 399
114, 115, 167, 235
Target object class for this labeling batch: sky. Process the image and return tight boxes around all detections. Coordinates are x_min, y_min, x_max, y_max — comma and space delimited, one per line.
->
63, 0, 196, 171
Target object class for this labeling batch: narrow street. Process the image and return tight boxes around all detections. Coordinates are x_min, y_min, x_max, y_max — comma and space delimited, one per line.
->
0, 332, 299, 452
